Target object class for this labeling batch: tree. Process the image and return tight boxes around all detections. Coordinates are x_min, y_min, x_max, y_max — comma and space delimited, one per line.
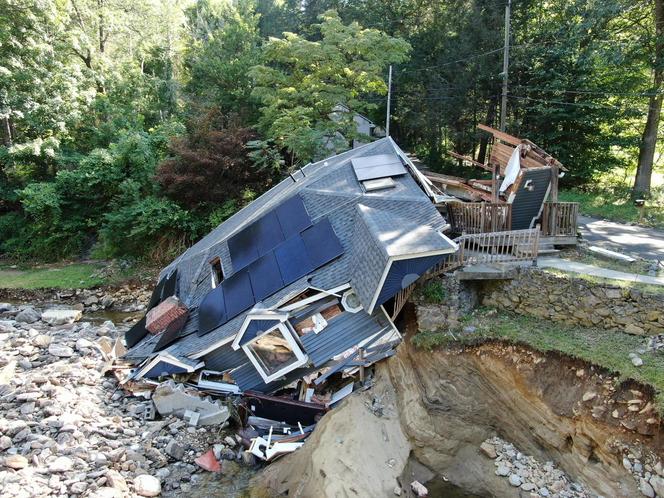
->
250, 10, 410, 163
634, 0, 664, 197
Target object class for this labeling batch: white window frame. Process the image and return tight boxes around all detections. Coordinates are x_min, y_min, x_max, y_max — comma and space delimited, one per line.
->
241, 322, 308, 384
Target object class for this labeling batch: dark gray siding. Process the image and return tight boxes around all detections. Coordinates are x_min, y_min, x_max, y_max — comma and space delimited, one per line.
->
511, 168, 551, 230
300, 310, 389, 367
203, 344, 247, 371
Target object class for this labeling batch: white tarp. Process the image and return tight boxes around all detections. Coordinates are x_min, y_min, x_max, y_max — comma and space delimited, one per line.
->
499, 144, 522, 192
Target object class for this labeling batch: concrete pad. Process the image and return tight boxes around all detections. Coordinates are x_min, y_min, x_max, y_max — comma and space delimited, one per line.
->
538, 257, 664, 286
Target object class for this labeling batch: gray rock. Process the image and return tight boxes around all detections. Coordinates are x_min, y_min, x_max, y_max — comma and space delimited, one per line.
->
639, 478, 655, 498
508, 474, 522, 487
49, 456, 73, 472
75, 338, 94, 351
134, 474, 161, 497
106, 469, 128, 492
33, 334, 52, 348
632, 356, 644, 367
0, 303, 13, 312
70, 482, 88, 494
480, 441, 497, 459
650, 476, 664, 496
219, 448, 236, 460
41, 309, 82, 326
16, 307, 41, 324
224, 435, 236, 448
4, 454, 29, 469
165, 440, 185, 460
48, 344, 75, 358
496, 465, 510, 477
0, 435, 12, 450
538, 488, 550, 497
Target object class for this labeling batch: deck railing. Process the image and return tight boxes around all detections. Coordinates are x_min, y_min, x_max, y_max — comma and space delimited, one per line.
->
447, 202, 512, 234
541, 202, 579, 237
390, 228, 540, 319
429, 228, 540, 277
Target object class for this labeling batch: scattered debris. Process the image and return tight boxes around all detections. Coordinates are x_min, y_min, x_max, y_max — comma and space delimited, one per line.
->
410, 480, 428, 497
194, 449, 222, 472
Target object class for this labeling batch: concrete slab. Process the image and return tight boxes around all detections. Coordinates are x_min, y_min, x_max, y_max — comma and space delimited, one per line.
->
538, 257, 664, 286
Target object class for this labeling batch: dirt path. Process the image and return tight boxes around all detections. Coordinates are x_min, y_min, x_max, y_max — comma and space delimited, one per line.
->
578, 215, 664, 261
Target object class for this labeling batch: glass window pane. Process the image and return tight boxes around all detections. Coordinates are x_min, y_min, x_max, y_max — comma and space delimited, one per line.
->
248, 329, 298, 376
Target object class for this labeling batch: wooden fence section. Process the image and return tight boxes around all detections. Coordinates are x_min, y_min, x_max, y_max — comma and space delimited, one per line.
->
541, 202, 579, 237
390, 282, 417, 320
447, 202, 512, 234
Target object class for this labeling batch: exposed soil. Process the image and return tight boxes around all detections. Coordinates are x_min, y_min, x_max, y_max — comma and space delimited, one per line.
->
256, 306, 663, 498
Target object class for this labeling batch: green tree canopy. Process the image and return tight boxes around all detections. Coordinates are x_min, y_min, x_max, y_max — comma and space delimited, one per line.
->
250, 10, 410, 163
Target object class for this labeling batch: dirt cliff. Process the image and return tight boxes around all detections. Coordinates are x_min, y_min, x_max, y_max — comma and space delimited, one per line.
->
256, 326, 661, 497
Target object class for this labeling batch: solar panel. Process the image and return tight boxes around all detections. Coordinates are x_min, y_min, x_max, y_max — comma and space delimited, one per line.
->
162, 270, 178, 298
248, 252, 284, 301
351, 153, 407, 181
198, 285, 227, 336
222, 270, 255, 318
125, 316, 149, 348
254, 210, 285, 256
274, 235, 313, 285
147, 278, 165, 311
301, 219, 345, 268
276, 195, 312, 238
228, 224, 259, 272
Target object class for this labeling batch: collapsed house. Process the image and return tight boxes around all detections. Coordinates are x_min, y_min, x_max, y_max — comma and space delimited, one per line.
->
424, 124, 578, 241
121, 137, 456, 405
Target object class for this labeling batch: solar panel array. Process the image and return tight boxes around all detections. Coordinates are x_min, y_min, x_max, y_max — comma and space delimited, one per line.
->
351, 153, 407, 182
197, 196, 345, 336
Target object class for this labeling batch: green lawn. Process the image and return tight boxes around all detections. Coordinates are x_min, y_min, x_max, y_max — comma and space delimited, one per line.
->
413, 309, 664, 413
0, 262, 108, 289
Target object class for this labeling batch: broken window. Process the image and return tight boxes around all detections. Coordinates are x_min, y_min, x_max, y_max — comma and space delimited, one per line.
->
210, 257, 224, 288
243, 323, 308, 383
291, 298, 343, 336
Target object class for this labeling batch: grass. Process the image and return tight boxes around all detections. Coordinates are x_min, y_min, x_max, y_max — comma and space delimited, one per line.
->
0, 261, 141, 289
559, 167, 664, 231
417, 281, 447, 303
413, 309, 664, 412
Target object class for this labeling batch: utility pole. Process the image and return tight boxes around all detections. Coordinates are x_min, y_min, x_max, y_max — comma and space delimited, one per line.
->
500, 0, 511, 132
386, 65, 392, 136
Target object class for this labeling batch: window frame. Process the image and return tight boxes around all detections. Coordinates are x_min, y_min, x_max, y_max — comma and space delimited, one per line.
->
209, 257, 224, 289
241, 321, 308, 383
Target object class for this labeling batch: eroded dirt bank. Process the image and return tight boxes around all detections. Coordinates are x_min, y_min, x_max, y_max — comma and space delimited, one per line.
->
258, 333, 662, 497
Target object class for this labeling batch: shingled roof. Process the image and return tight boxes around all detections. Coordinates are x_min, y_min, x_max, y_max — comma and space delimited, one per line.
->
125, 137, 456, 362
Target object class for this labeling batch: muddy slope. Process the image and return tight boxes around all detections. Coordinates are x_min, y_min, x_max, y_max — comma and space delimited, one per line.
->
258, 333, 664, 497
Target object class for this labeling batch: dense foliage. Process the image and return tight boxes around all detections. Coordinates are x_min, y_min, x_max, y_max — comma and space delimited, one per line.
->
1, 0, 662, 261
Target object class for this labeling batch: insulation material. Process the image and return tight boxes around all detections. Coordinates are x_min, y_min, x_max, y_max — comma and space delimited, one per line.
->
146, 296, 188, 334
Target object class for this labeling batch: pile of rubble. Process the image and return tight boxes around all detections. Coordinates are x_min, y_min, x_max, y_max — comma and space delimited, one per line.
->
480, 437, 592, 497
0, 303, 257, 497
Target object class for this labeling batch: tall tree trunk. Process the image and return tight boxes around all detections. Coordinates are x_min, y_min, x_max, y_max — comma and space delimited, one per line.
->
634, 0, 664, 197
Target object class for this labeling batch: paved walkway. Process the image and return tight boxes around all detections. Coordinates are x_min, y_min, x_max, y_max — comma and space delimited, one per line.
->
538, 257, 664, 286
578, 215, 664, 261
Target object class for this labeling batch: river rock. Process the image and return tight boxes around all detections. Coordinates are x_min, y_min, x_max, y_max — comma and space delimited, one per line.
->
410, 480, 428, 497
0, 435, 12, 450
76, 338, 94, 351
134, 474, 161, 497
639, 478, 655, 497
106, 469, 129, 492
650, 476, 664, 496
582, 391, 597, 402
508, 474, 522, 487
165, 440, 185, 460
632, 356, 644, 367
16, 307, 40, 323
480, 441, 497, 459
496, 465, 510, 477
48, 344, 75, 358
42, 309, 82, 325
4, 454, 29, 469
33, 334, 52, 348
0, 303, 13, 312
49, 456, 73, 472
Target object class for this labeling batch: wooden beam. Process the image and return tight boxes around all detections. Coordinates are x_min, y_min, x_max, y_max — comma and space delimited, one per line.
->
448, 151, 492, 172
477, 123, 522, 146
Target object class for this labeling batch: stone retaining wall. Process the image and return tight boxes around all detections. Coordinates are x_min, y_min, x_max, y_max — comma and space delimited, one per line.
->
480, 269, 664, 336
